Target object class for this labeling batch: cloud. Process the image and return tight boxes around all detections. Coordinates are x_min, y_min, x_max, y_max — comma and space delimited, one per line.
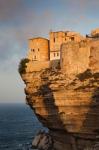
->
0, 0, 25, 21
0, 1, 54, 68
0, 0, 99, 102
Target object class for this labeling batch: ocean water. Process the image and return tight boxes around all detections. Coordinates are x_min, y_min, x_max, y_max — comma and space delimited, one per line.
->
0, 103, 46, 150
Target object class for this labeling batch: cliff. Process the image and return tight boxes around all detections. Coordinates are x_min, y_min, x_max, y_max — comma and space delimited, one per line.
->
19, 39, 99, 150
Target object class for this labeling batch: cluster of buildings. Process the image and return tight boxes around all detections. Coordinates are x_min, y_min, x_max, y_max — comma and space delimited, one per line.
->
27, 31, 84, 61
27, 28, 99, 74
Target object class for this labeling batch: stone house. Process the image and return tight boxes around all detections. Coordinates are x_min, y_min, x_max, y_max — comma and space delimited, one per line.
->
27, 37, 50, 61
50, 31, 84, 60
60, 41, 90, 75
27, 31, 84, 61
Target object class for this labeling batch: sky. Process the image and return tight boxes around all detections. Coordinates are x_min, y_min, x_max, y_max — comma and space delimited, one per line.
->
0, 0, 99, 103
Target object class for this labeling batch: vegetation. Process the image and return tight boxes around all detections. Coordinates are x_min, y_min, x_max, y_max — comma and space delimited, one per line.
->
18, 58, 29, 74
50, 60, 60, 70
76, 69, 92, 81
93, 72, 99, 79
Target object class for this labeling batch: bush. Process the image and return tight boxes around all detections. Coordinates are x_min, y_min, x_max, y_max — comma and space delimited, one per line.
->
76, 69, 92, 81
18, 58, 29, 74
93, 72, 99, 79
50, 59, 60, 70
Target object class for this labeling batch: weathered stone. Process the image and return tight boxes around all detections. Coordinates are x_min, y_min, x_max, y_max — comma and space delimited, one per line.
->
20, 68, 99, 150
32, 131, 54, 150
60, 41, 90, 76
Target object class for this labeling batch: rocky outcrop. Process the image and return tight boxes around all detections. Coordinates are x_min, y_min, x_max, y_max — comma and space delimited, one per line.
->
19, 38, 99, 150
20, 67, 99, 150
32, 131, 54, 150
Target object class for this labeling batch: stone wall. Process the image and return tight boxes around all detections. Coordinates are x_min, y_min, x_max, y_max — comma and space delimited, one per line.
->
60, 41, 90, 75
89, 40, 99, 72
26, 61, 50, 72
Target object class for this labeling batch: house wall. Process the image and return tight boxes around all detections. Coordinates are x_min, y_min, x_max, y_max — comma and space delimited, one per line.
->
50, 31, 84, 60
60, 41, 90, 75
26, 61, 50, 72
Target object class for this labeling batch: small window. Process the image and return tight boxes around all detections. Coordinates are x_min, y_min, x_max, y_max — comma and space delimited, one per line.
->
34, 56, 36, 60
65, 33, 67, 36
54, 37, 55, 43
38, 48, 39, 51
57, 52, 59, 56
31, 49, 35, 52
54, 53, 56, 57
71, 37, 74, 41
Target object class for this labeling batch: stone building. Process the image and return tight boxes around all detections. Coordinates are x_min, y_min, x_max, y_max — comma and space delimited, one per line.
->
60, 41, 90, 75
49, 31, 84, 60
27, 37, 50, 61
27, 31, 84, 61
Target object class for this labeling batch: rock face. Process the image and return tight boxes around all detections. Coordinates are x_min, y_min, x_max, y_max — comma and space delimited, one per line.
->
32, 131, 54, 150
20, 67, 99, 150
19, 39, 99, 150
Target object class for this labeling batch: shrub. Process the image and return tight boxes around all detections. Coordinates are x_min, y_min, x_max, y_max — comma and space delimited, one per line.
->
18, 58, 29, 74
76, 69, 92, 81
50, 59, 60, 70
93, 72, 99, 79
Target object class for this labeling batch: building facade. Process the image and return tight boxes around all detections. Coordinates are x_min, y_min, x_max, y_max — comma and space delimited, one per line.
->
50, 31, 84, 60
27, 31, 84, 61
60, 41, 90, 75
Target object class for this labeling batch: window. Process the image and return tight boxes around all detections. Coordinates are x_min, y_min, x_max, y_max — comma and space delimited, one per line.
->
54, 53, 56, 57
57, 52, 59, 56
65, 33, 67, 36
71, 37, 74, 41
38, 48, 39, 51
54, 37, 55, 43
34, 55, 36, 60
31, 49, 35, 52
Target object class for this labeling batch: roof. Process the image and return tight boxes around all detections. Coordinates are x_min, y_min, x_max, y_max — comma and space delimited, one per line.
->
28, 37, 49, 41
50, 31, 81, 36
50, 31, 70, 33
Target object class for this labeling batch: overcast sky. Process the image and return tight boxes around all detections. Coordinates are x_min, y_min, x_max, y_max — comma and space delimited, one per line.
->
0, 0, 99, 103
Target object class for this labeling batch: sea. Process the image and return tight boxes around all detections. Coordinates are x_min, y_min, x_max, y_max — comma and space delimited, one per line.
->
0, 103, 47, 150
